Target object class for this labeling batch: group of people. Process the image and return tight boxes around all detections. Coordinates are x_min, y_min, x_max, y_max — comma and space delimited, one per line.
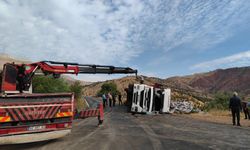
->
102, 92, 122, 108
229, 92, 250, 126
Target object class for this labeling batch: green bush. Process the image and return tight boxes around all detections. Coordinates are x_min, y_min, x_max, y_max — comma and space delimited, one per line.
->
204, 92, 231, 111
33, 76, 86, 110
70, 81, 85, 110
33, 76, 70, 93
97, 82, 119, 96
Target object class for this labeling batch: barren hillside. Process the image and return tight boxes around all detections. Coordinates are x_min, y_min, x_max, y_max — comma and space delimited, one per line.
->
165, 67, 250, 95
83, 76, 205, 108
62, 75, 92, 86
0, 54, 29, 70
83, 66, 250, 109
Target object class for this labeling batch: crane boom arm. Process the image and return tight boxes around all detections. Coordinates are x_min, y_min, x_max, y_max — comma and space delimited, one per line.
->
0, 61, 137, 93
43, 61, 137, 75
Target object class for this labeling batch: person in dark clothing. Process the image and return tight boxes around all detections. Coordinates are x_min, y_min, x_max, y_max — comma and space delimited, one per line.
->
118, 94, 122, 106
112, 94, 116, 107
248, 102, 250, 118
108, 92, 112, 107
102, 94, 107, 108
242, 101, 250, 120
229, 92, 242, 126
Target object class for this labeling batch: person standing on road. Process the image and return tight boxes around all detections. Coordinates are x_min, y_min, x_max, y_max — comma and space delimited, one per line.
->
106, 93, 109, 107
102, 93, 107, 108
108, 92, 113, 107
112, 94, 116, 107
248, 102, 250, 119
229, 92, 242, 126
242, 98, 250, 120
118, 94, 122, 106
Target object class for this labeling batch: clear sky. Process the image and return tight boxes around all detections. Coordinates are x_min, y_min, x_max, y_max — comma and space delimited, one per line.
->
0, 0, 250, 81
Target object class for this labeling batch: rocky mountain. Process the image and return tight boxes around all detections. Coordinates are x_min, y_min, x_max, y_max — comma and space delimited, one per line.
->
62, 75, 92, 86
83, 66, 250, 108
83, 75, 205, 108
165, 67, 250, 95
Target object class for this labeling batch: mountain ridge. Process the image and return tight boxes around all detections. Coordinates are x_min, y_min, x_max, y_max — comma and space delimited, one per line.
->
1, 54, 249, 106
83, 66, 250, 108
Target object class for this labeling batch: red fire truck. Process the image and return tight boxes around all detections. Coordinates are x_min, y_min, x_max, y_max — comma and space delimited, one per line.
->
0, 61, 137, 144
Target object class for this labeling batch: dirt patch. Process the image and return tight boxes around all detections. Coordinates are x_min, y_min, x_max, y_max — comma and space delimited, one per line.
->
184, 110, 250, 127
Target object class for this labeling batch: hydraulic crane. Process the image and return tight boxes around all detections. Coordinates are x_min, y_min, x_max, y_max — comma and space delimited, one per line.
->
0, 61, 137, 144
1, 61, 137, 93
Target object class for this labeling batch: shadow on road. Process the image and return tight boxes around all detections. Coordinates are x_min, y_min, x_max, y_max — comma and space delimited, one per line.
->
0, 139, 59, 150
1, 105, 250, 150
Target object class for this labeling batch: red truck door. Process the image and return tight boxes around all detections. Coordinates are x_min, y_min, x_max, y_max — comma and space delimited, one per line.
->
1, 64, 17, 92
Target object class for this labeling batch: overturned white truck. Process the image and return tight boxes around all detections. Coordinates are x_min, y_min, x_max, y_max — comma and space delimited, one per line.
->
127, 84, 171, 114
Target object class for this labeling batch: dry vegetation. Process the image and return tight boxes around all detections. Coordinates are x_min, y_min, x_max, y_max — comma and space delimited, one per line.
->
83, 76, 207, 108
185, 110, 250, 127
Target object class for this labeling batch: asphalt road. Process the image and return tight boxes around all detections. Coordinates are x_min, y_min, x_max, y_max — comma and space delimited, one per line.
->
1, 105, 250, 150
84, 96, 101, 108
